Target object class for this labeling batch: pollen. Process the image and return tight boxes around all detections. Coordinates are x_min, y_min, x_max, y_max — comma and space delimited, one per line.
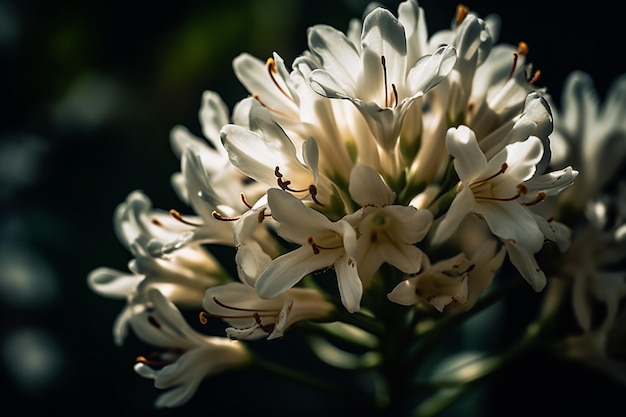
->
455, 4, 470, 25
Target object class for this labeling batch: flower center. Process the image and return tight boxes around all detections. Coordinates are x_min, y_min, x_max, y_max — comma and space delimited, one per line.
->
275, 166, 323, 206
467, 162, 546, 205
307, 236, 343, 255
200, 297, 280, 334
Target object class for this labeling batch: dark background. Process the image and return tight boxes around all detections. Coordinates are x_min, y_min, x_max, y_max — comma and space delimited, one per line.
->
1, 0, 624, 416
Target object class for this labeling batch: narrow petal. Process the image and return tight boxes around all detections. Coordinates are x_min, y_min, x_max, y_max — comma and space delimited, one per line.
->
334, 255, 363, 312
431, 185, 475, 245
349, 162, 395, 207
446, 125, 486, 182
256, 246, 339, 299
388, 279, 419, 306
503, 239, 546, 292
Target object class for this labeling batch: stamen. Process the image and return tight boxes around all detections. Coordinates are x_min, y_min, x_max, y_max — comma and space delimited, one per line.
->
381, 56, 389, 107
523, 191, 546, 206
307, 236, 342, 254
455, 4, 470, 25
252, 93, 291, 117
528, 69, 541, 84
254, 312, 276, 333
275, 166, 324, 206
508, 53, 519, 80
470, 163, 508, 189
240, 193, 253, 209
391, 84, 399, 108
474, 183, 528, 202
212, 296, 279, 313
136, 355, 173, 368
509, 42, 529, 80
170, 209, 203, 227
212, 210, 241, 221
266, 57, 292, 100
309, 184, 324, 207
200, 297, 279, 335
151, 218, 163, 227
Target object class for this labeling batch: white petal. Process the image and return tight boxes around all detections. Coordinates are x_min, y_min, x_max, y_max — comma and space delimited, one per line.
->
503, 239, 546, 292
307, 24, 361, 88
334, 255, 362, 312
446, 125, 486, 182
502, 137, 543, 182
349, 163, 395, 207
379, 242, 423, 274
431, 185, 475, 245
406, 45, 457, 95
256, 246, 339, 299
478, 201, 543, 252
87, 267, 142, 298
199, 90, 230, 153
388, 279, 419, 306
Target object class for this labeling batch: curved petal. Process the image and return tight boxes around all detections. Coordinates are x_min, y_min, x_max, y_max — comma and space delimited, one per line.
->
431, 185, 475, 245
349, 162, 395, 207
446, 125, 486, 182
87, 267, 142, 298
255, 246, 339, 299
334, 254, 363, 312
503, 239, 546, 292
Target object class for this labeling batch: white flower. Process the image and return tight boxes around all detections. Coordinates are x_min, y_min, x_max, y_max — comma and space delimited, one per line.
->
87, 191, 227, 345
344, 163, 433, 283
307, 6, 456, 154
131, 289, 250, 408
202, 241, 334, 340
387, 238, 505, 312
255, 188, 362, 312
432, 125, 577, 291
203, 282, 334, 341
550, 71, 626, 206
387, 252, 470, 312
220, 101, 331, 206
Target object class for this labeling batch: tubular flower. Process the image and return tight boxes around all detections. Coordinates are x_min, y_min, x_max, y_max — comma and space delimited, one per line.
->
344, 163, 433, 284
255, 188, 362, 313
131, 289, 250, 408
431, 124, 577, 291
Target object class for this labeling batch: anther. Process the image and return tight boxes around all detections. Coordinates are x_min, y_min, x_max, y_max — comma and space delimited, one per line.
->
528, 70, 541, 84
170, 209, 203, 227
455, 4, 470, 25
151, 218, 163, 227
392, 84, 399, 108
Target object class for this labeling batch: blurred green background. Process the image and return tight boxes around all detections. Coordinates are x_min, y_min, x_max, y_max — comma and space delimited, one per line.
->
1, 0, 623, 416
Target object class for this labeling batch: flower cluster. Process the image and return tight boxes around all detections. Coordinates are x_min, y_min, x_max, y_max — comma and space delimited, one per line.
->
88, 1, 626, 413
